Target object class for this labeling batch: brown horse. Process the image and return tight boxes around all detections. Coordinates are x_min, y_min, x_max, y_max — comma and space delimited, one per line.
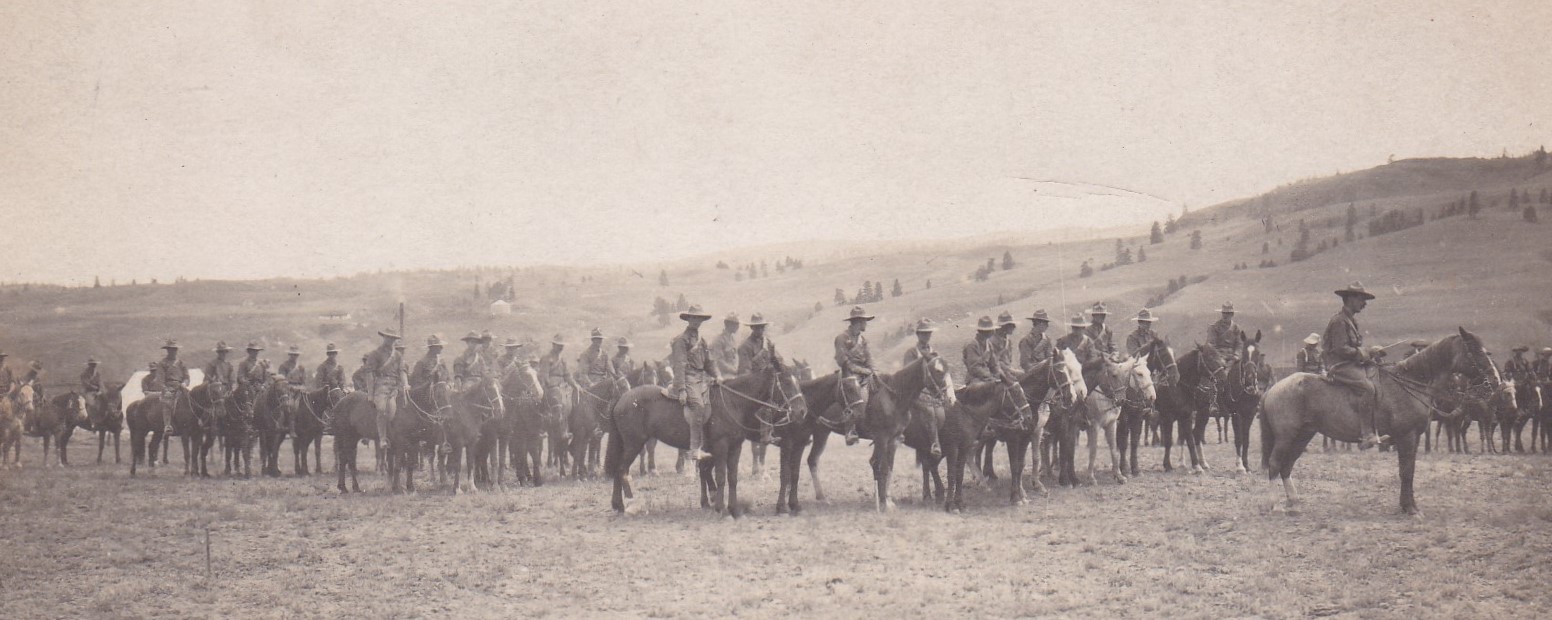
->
252, 381, 295, 477
1502, 379, 1541, 453
1532, 380, 1552, 453
124, 396, 169, 476
330, 390, 382, 493
631, 360, 672, 476
29, 391, 89, 467
446, 377, 501, 494
542, 385, 574, 476
1118, 337, 1171, 477
292, 387, 338, 475
607, 364, 807, 517
175, 384, 225, 478
569, 376, 625, 480
86, 383, 126, 464
1151, 343, 1225, 474
387, 381, 452, 493
0, 390, 24, 468
1262, 329, 1499, 515
502, 365, 547, 487
1220, 331, 1267, 473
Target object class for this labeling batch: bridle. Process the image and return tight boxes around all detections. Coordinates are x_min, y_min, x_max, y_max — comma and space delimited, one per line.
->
406, 380, 454, 424
714, 367, 808, 433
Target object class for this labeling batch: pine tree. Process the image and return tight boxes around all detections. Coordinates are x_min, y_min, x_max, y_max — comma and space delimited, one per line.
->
1344, 204, 1358, 242
891, 279, 903, 297
675, 293, 687, 311
1150, 222, 1164, 244
1137, 247, 1147, 262
1079, 261, 1093, 278
1262, 241, 1270, 254
659, 270, 670, 287
93, 276, 101, 289
1525, 205, 1539, 223
925, 279, 932, 290
1164, 213, 1177, 233
814, 301, 824, 313
986, 258, 996, 274
835, 289, 847, 306
1001, 251, 1014, 270
1189, 230, 1202, 250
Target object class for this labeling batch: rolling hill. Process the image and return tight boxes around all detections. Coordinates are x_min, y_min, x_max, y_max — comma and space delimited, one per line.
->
3, 153, 1550, 391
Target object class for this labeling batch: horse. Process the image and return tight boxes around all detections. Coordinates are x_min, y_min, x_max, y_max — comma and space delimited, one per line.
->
502, 366, 546, 487
252, 382, 296, 477
939, 350, 1084, 512
381, 381, 448, 493
86, 383, 125, 464
1503, 379, 1542, 453
542, 385, 574, 476
124, 396, 170, 477
1068, 355, 1154, 485
443, 377, 501, 494
569, 375, 625, 480
162, 385, 224, 478
631, 361, 672, 476
0, 390, 23, 468
292, 387, 339, 475
607, 363, 807, 517
330, 390, 382, 493
1533, 380, 1552, 454
1479, 379, 1517, 454
749, 360, 809, 483
1219, 331, 1266, 473
1262, 328, 1499, 515
1118, 337, 1170, 478
27, 391, 89, 467
1151, 343, 1225, 474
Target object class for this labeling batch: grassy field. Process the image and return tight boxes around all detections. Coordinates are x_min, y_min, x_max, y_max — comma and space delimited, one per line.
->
2, 434, 1550, 618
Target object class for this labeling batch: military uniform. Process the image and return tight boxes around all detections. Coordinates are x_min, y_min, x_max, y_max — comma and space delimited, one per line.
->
1503, 352, 1533, 384
1531, 350, 1552, 385
363, 339, 405, 419
991, 333, 1017, 380
80, 362, 103, 412
314, 358, 346, 392
204, 356, 235, 399
735, 333, 779, 376
903, 318, 945, 455
1018, 332, 1054, 371
1056, 330, 1096, 366
1321, 308, 1364, 386
538, 344, 575, 414
410, 351, 450, 392
351, 357, 370, 392
670, 312, 720, 459
1125, 328, 1155, 358
1208, 316, 1243, 361
711, 327, 740, 377
1085, 323, 1116, 357
452, 349, 491, 389
1295, 347, 1325, 374
577, 342, 617, 389
0, 361, 13, 396
610, 349, 634, 385
277, 356, 307, 391
963, 337, 1002, 386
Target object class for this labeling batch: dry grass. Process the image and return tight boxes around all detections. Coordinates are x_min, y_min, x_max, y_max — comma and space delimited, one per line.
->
2, 435, 1550, 618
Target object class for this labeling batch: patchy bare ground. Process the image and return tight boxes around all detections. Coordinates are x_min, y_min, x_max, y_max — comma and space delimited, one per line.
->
2, 436, 1550, 619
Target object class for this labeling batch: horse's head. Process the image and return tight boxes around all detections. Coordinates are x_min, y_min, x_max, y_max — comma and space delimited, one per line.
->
505, 364, 543, 401
1195, 342, 1227, 379
13, 385, 35, 413
103, 384, 124, 418
1119, 355, 1156, 406
1455, 328, 1502, 389
59, 392, 89, 426
1052, 348, 1088, 409
1495, 379, 1518, 412
772, 365, 810, 424
1145, 337, 1180, 386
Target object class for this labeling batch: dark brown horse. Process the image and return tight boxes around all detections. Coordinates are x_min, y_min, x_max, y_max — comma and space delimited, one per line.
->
607, 365, 807, 517
502, 366, 546, 486
125, 396, 169, 477
1219, 331, 1266, 473
292, 387, 338, 475
446, 377, 501, 494
330, 390, 381, 493
253, 381, 294, 477
0, 388, 26, 468
29, 391, 89, 467
1151, 343, 1225, 474
569, 376, 625, 480
175, 385, 225, 478
542, 386, 573, 476
1118, 337, 1171, 477
86, 383, 126, 464
387, 381, 452, 493
631, 360, 673, 476
1262, 329, 1498, 515
1502, 379, 1541, 453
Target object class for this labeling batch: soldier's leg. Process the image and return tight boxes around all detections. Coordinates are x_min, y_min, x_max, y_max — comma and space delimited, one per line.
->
924, 396, 942, 457
686, 387, 711, 461
373, 387, 393, 454
843, 377, 865, 445
163, 390, 176, 435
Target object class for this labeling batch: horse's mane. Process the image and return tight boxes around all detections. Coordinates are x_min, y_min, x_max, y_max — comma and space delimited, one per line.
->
1394, 334, 1475, 382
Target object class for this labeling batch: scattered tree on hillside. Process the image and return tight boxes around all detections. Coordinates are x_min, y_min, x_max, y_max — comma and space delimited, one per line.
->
1510, 188, 1520, 212
716, 260, 729, 269
93, 276, 100, 289
734, 271, 744, 282
1002, 251, 1014, 270
1525, 205, 1539, 223
659, 270, 670, 287
1344, 204, 1358, 242
1189, 230, 1202, 250
925, 279, 932, 290
973, 264, 991, 282
1262, 216, 1275, 234
1537, 145, 1548, 170
1079, 260, 1093, 278
834, 288, 847, 306
1150, 222, 1164, 244
814, 301, 824, 313
674, 294, 688, 311
1164, 213, 1177, 234
891, 279, 903, 297
1137, 247, 1147, 262
1262, 241, 1270, 254
1367, 208, 1424, 237
1468, 191, 1480, 219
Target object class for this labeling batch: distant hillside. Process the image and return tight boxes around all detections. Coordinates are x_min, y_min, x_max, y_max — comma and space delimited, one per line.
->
2, 153, 1549, 389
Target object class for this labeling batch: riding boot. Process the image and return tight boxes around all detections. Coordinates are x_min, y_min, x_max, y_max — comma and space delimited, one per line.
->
688, 415, 711, 461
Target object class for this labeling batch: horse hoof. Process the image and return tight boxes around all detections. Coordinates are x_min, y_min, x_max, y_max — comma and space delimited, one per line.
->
1115, 475, 1127, 485
1014, 498, 1029, 507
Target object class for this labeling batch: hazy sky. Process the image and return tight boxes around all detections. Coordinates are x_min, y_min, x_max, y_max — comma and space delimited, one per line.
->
3, 1, 1548, 284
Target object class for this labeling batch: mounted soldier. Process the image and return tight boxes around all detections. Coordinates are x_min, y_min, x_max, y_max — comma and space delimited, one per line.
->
538, 334, 578, 422
15, 360, 44, 434
1503, 346, 1534, 384
577, 328, 618, 397
993, 311, 1018, 373
237, 342, 270, 400
1124, 309, 1159, 357
1532, 348, 1552, 390
1085, 303, 1116, 357
496, 338, 527, 379
452, 331, 493, 391
277, 345, 307, 394
1322, 282, 1385, 449
0, 351, 12, 395
1056, 315, 1096, 365
1208, 302, 1244, 362
835, 305, 877, 445
1295, 333, 1325, 374
964, 316, 1007, 387
670, 304, 721, 462
351, 354, 370, 392
409, 335, 449, 394
611, 337, 634, 385
363, 329, 406, 451
1019, 310, 1055, 371
313, 343, 347, 393
712, 313, 741, 378
736, 313, 783, 443
479, 330, 496, 362
80, 357, 104, 413
148, 340, 189, 435
904, 318, 945, 456
203, 341, 236, 410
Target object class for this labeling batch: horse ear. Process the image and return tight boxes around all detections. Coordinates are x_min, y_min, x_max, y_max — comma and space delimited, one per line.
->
1253, 329, 1263, 343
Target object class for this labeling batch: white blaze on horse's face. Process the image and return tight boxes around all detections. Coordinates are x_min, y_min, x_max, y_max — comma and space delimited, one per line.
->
1127, 356, 1156, 403
1059, 349, 1086, 405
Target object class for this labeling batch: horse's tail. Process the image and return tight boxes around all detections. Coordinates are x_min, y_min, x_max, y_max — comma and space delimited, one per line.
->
1259, 397, 1275, 478
604, 390, 632, 478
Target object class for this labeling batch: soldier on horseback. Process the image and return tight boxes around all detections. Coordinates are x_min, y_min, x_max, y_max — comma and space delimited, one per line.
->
204, 341, 236, 414
496, 338, 527, 379
1019, 310, 1055, 370
1533, 348, 1552, 386
965, 316, 1011, 387
453, 331, 493, 391
1295, 333, 1325, 374
1208, 302, 1244, 362
1085, 303, 1116, 357
539, 334, 578, 432
351, 354, 369, 392
736, 313, 783, 443
409, 336, 448, 395
1322, 282, 1385, 449
578, 328, 618, 395
1056, 315, 1096, 365
15, 360, 44, 434
363, 329, 407, 451
904, 318, 945, 456
835, 306, 876, 445
277, 345, 307, 394
671, 304, 721, 462
993, 311, 1018, 371
611, 337, 634, 385
313, 343, 347, 393
148, 340, 189, 435
1504, 346, 1534, 384
80, 357, 104, 413
713, 313, 741, 377
1124, 309, 1159, 357
0, 351, 12, 395
237, 342, 270, 400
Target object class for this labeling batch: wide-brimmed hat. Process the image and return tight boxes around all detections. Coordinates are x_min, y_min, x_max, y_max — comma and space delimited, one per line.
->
460, 331, 482, 343
325, 343, 339, 354
0, 351, 8, 358
679, 304, 712, 321
29, 360, 43, 371
1135, 309, 1158, 323
161, 339, 180, 350
245, 341, 264, 352
1089, 303, 1109, 316
377, 328, 402, 340
914, 318, 937, 333
480, 330, 493, 343
214, 341, 232, 353
86, 357, 99, 365
1540, 347, 1552, 356
285, 345, 301, 355
590, 328, 604, 340
1219, 302, 1236, 314
616, 337, 632, 348
424, 335, 442, 348
997, 311, 1016, 327
1068, 315, 1089, 328
1512, 345, 1530, 353
975, 316, 997, 331
1303, 333, 1321, 346
504, 338, 523, 348
843, 306, 875, 322
1027, 309, 1051, 323
1334, 282, 1375, 300
723, 312, 740, 325
745, 313, 769, 327
551, 334, 567, 345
